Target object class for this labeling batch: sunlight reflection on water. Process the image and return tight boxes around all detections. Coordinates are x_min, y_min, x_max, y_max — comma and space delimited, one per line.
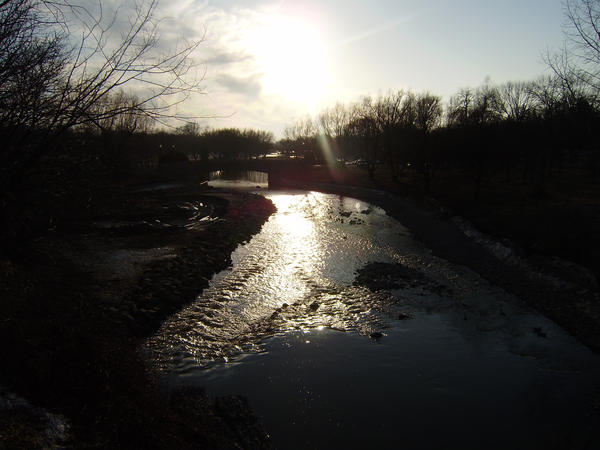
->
146, 191, 416, 368
144, 189, 600, 450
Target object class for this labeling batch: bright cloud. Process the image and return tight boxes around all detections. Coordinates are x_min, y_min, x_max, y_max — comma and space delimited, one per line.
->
97, 0, 567, 138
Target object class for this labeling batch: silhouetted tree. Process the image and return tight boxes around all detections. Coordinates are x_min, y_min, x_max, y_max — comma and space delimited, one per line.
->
0, 0, 204, 248
283, 116, 318, 161
0, 0, 67, 175
561, 0, 600, 95
447, 88, 475, 127
363, 91, 410, 181
346, 98, 381, 179
1, 0, 202, 189
414, 92, 443, 192
318, 102, 350, 163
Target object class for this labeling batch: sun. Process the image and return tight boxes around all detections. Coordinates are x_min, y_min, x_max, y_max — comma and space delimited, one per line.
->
247, 14, 330, 108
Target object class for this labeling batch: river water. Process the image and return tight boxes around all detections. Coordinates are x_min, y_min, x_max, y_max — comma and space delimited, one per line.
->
146, 183, 600, 449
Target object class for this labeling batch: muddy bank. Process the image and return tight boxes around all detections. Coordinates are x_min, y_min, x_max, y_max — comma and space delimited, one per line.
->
274, 179, 600, 352
0, 182, 275, 448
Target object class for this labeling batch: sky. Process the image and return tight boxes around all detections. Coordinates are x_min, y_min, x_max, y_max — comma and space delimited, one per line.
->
154, 0, 567, 138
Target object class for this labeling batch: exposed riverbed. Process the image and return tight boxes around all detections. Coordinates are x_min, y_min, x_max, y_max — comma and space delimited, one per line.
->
145, 187, 600, 449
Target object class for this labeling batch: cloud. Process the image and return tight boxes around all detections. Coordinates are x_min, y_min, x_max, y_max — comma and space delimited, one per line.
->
213, 73, 263, 98
202, 49, 253, 66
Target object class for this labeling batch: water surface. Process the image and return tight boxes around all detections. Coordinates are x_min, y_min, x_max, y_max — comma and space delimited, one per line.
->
146, 190, 600, 449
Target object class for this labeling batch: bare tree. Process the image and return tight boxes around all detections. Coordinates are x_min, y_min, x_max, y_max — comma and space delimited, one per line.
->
1, 0, 203, 185
47, 0, 203, 132
413, 92, 442, 192
370, 90, 406, 180
177, 121, 202, 137
414, 92, 442, 133
345, 97, 380, 179
92, 90, 154, 134
498, 81, 536, 122
85, 90, 156, 174
318, 102, 349, 162
447, 88, 475, 126
0, 0, 66, 138
283, 115, 317, 160
561, 0, 600, 94
471, 81, 503, 125
447, 82, 502, 126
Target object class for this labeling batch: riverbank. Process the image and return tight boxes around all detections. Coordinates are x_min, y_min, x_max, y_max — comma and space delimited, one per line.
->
3, 165, 598, 447
272, 164, 600, 278
0, 181, 275, 448
272, 167, 600, 352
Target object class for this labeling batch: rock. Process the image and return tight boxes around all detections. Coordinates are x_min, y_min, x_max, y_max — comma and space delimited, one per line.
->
309, 301, 320, 311
369, 331, 384, 339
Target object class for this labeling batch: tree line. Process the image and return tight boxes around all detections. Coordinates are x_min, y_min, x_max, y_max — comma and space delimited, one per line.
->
168, 125, 274, 162
77, 119, 275, 174
281, 72, 598, 197
280, 0, 600, 197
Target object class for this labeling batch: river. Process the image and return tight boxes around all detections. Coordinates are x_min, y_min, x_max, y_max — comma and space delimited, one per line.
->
145, 179, 600, 449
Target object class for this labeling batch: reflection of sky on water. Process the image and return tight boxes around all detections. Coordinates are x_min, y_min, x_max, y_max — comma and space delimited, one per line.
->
207, 170, 268, 189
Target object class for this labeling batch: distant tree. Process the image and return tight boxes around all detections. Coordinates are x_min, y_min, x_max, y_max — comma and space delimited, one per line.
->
414, 93, 443, 133
497, 81, 536, 122
447, 81, 504, 198
177, 122, 203, 137
471, 81, 503, 125
346, 97, 381, 179
447, 88, 475, 127
87, 90, 155, 174
175, 122, 206, 161
370, 90, 406, 181
414, 92, 443, 192
283, 116, 317, 161
318, 102, 350, 162
242, 129, 274, 158
197, 128, 273, 160
92, 91, 154, 135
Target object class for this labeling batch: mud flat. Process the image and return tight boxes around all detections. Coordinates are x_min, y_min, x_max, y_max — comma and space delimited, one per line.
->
0, 182, 275, 448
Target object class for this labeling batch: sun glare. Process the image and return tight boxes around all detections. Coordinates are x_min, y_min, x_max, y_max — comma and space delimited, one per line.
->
269, 194, 314, 237
247, 14, 330, 107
